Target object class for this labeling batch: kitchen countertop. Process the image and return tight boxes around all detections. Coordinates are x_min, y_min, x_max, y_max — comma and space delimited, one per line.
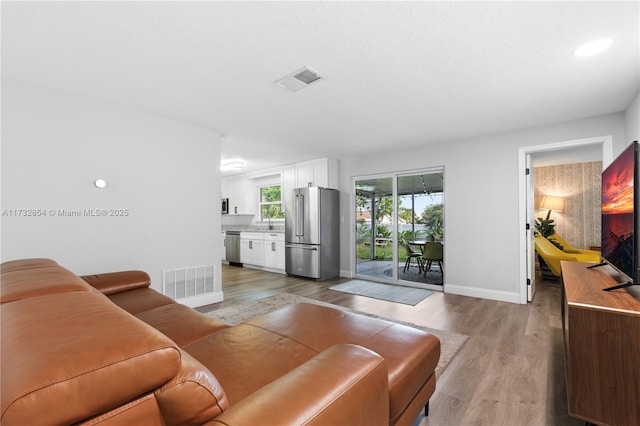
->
222, 226, 285, 233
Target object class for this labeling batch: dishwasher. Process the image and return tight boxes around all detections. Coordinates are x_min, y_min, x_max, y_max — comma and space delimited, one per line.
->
225, 231, 242, 266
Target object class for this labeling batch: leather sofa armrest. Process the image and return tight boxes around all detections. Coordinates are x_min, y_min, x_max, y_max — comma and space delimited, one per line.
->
205, 344, 390, 426
81, 270, 151, 295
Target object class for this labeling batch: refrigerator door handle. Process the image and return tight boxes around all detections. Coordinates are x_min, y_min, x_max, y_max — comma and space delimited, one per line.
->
294, 194, 299, 236
295, 194, 304, 237
285, 244, 318, 250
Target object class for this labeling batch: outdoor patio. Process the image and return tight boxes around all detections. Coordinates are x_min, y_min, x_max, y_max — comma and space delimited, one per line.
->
356, 259, 443, 289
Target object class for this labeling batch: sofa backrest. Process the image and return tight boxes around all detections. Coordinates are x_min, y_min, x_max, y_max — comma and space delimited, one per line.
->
0, 257, 59, 272
81, 270, 152, 295
1, 290, 182, 425
1, 259, 230, 425
1, 258, 94, 303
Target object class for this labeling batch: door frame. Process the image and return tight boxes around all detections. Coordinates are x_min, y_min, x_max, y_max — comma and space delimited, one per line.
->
351, 167, 445, 290
351, 173, 397, 285
526, 153, 536, 301
517, 135, 613, 304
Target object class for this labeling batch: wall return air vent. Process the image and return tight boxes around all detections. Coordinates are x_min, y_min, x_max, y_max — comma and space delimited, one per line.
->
275, 66, 326, 92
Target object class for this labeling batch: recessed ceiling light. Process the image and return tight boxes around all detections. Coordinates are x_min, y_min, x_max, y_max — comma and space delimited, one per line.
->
94, 179, 107, 189
573, 38, 613, 57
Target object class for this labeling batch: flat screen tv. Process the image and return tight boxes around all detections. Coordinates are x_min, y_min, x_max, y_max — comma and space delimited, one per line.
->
597, 140, 640, 291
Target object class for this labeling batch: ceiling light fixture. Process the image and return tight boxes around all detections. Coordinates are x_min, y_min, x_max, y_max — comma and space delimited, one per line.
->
220, 160, 245, 171
573, 38, 613, 57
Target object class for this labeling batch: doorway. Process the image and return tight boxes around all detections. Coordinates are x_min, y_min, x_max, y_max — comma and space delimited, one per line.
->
518, 136, 613, 303
354, 169, 444, 291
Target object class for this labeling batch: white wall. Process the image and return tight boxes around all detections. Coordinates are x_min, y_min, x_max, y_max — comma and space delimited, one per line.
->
339, 112, 626, 303
625, 90, 639, 143
1, 79, 222, 302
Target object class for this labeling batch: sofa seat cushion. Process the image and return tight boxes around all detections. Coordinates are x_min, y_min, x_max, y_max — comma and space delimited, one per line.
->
107, 287, 175, 314
136, 303, 230, 347
1, 291, 182, 425
77, 393, 164, 426
183, 323, 319, 404
244, 303, 441, 423
206, 344, 390, 426
0, 262, 92, 303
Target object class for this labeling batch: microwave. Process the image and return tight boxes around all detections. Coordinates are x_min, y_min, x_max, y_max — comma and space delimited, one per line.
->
221, 198, 229, 214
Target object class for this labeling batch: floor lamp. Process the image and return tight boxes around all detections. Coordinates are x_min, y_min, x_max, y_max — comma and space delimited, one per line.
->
540, 195, 565, 220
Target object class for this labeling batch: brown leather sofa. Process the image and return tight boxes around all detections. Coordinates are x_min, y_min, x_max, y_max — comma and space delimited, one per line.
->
1, 258, 441, 425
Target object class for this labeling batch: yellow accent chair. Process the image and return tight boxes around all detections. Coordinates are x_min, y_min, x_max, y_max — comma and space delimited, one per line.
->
548, 233, 600, 256
534, 235, 601, 277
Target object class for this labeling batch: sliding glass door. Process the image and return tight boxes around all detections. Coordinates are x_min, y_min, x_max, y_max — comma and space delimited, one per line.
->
355, 177, 395, 280
355, 169, 444, 290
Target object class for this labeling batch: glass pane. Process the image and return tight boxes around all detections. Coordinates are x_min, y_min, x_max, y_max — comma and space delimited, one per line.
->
260, 186, 281, 203
397, 173, 444, 286
261, 204, 284, 219
355, 177, 395, 279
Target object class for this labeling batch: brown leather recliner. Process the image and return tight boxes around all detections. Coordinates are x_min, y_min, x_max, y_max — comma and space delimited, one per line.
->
1, 258, 440, 425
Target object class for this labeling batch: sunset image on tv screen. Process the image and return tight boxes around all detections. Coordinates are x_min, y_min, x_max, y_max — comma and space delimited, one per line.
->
602, 146, 635, 214
601, 143, 635, 277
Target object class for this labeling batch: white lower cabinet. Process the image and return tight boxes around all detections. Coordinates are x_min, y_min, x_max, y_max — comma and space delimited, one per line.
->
264, 233, 285, 270
221, 232, 227, 261
239, 231, 285, 271
240, 232, 264, 266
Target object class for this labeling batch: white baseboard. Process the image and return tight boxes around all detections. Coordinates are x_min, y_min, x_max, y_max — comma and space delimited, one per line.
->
177, 291, 224, 308
241, 264, 286, 275
444, 284, 522, 304
339, 269, 353, 278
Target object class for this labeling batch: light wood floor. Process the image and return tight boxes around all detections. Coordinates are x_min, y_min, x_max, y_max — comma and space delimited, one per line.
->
197, 265, 582, 426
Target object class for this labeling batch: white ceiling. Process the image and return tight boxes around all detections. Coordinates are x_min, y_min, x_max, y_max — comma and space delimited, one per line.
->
2, 1, 638, 176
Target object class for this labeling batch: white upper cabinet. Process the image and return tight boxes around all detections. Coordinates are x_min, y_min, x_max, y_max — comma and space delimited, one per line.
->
295, 160, 315, 188
221, 174, 250, 214
292, 158, 338, 189
281, 165, 296, 197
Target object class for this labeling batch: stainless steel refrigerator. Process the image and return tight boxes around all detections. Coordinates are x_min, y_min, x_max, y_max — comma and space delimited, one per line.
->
285, 187, 339, 280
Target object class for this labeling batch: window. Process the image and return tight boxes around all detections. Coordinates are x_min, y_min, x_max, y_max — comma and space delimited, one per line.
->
259, 185, 285, 221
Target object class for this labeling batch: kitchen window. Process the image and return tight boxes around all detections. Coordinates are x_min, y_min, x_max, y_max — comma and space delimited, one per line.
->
259, 185, 285, 221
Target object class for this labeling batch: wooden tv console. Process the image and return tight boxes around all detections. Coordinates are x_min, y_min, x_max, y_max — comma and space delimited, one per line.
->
560, 261, 640, 426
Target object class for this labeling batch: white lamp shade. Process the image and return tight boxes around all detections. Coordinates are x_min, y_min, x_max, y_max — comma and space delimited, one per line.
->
540, 195, 564, 212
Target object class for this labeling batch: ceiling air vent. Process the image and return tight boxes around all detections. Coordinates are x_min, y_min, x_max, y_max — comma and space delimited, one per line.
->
275, 66, 326, 92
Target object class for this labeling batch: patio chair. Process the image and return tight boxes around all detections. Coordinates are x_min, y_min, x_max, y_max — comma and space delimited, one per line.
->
421, 242, 443, 276
402, 237, 423, 272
